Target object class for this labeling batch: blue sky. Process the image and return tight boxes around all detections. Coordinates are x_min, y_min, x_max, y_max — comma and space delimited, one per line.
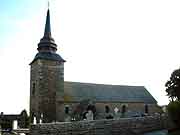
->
1, 0, 180, 114
0, 0, 42, 47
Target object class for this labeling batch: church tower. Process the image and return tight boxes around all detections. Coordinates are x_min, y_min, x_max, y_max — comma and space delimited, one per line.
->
30, 8, 65, 123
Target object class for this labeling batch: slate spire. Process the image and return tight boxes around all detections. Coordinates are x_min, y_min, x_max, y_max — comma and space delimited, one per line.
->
30, 6, 65, 64
37, 8, 57, 53
44, 9, 51, 37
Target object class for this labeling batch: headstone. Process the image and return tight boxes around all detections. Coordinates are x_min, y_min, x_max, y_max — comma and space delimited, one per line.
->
64, 115, 71, 122
40, 113, 43, 124
85, 110, 93, 121
33, 117, 37, 124
71, 117, 76, 121
13, 120, 18, 129
114, 107, 119, 114
162, 106, 167, 113
114, 107, 119, 119
39, 119, 42, 124
41, 113, 43, 118
105, 113, 114, 119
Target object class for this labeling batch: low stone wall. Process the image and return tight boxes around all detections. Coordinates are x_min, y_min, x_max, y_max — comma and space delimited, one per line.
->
30, 116, 168, 135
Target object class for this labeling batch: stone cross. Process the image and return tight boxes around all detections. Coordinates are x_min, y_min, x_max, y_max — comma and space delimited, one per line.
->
114, 107, 119, 114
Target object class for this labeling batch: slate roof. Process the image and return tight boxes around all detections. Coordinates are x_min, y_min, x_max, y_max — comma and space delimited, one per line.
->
44, 9, 51, 36
64, 81, 157, 104
30, 8, 65, 64
31, 52, 65, 63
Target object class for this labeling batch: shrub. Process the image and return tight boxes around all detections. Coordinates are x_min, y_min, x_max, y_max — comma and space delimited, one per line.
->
167, 101, 180, 127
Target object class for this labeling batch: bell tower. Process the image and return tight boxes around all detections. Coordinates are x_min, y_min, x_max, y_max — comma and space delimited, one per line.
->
30, 8, 65, 123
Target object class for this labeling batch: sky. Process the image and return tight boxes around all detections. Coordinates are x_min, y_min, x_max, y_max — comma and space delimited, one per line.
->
1, 0, 180, 114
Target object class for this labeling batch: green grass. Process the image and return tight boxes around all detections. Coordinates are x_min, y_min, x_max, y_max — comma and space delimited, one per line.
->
169, 130, 180, 135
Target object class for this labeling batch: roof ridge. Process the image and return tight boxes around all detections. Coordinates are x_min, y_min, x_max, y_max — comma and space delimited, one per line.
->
64, 81, 145, 87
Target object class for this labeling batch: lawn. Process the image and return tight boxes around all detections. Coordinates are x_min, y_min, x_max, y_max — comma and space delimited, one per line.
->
169, 130, 180, 135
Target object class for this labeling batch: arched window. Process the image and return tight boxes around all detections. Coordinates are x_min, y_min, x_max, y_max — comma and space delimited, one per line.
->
105, 105, 110, 113
87, 104, 96, 114
65, 106, 69, 114
32, 82, 36, 95
145, 104, 149, 114
121, 105, 126, 114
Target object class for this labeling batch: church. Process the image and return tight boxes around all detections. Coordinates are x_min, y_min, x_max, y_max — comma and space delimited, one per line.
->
30, 8, 159, 123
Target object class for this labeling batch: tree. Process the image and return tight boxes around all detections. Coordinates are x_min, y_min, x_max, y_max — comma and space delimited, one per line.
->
167, 101, 180, 127
166, 68, 180, 128
165, 68, 180, 101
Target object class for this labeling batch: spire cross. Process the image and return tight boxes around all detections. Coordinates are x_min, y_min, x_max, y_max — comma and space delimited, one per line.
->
48, 1, 50, 9
44, 2, 51, 37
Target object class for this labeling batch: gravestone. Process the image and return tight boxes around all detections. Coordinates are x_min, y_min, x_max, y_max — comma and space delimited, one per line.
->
86, 110, 93, 120
114, 107, 119, 119
114, 107, 119, 114
33, 117, 37, 124
64, 115, 71, 122
13, 120, 18, 129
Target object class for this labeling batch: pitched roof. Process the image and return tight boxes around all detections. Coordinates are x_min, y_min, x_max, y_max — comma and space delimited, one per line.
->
64, 81, 157, 104
32, 52, 65, 63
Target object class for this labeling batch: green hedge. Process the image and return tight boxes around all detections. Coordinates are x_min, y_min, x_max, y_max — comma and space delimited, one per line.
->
167, 101, 180, 127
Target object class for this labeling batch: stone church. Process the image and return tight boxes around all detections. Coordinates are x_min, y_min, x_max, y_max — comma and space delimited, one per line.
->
30, 8, 158, 123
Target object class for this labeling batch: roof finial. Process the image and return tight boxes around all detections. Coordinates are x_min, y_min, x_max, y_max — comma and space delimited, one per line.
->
48, 1, 50, 9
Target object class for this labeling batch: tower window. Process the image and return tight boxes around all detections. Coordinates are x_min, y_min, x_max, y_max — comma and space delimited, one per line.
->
145, 104, 149, 114
32, 83, 36, 95
121, 105, 126, 114
65, 106, 69, 114
105, 105, 110, 113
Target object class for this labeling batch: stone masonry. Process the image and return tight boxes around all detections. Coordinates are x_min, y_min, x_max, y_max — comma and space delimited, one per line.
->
30, 7, 160, 123
30, 116, 168, 135
30, 8, 65, 123
30, 59, 64, 123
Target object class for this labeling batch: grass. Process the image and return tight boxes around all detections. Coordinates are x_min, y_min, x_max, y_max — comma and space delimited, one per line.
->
169, 130, 180, 135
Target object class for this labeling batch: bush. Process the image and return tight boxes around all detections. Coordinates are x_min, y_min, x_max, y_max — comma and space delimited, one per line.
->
167, 101, 180, 127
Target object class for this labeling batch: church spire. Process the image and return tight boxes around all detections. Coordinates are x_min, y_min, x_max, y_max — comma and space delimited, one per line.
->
30, 5, 65, 64
37, 7, 57, 53
44, 8, 51, 37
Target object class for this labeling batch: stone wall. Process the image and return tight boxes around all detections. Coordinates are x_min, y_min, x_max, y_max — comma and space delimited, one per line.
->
30, 116, 168, 135
94, 102, 159, 115
30, 59, 64, 123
